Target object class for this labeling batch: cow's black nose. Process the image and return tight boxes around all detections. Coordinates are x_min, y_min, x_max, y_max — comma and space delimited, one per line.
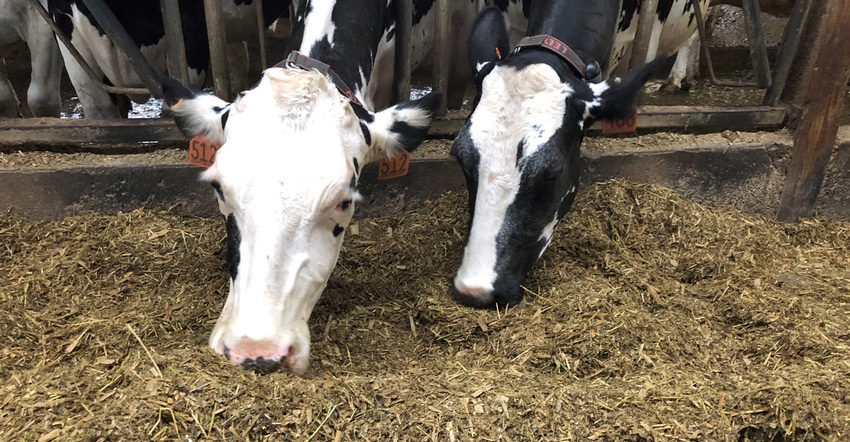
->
241, 356, 284, 374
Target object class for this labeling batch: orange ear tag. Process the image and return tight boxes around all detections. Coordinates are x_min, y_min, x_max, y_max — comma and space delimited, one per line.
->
378, 149, 410, 180
601, 108, 638, 135
188, 135, 221, 168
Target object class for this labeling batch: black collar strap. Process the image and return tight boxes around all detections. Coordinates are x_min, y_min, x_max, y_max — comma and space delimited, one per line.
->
274, 50, 363, 107
514, 35, 602, 83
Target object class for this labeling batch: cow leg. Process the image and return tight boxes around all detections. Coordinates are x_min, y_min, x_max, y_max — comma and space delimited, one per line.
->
59, 43, 122, 119
24, 17, 62, 117
227, 41, 249, 94
662, 32, 700, 92
0, 58, 22, 118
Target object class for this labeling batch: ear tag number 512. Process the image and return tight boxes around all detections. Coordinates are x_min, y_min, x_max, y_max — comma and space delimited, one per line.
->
378, 149, 410, 180
188, 135, 221, 168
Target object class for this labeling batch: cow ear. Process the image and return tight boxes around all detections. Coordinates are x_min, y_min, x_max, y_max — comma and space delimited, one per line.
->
161, 77, 231, 145
467, 6, 510, 76
587, 55, 667, 122
357, 91, 441, 164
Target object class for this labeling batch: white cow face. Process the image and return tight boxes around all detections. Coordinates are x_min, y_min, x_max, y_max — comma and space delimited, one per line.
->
162, 68, 438, 374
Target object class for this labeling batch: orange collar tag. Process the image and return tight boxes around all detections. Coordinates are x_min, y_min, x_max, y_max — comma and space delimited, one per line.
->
601, 108, 638, 135
188, 135, 221, 168
378, 149, 410, 180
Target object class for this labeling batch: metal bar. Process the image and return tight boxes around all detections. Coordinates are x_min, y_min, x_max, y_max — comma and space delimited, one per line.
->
26, 0, 149, 95
80, 0, 163, 97
203, 0, 231, 100
160, 0, 189, 85
628, 0, 658, 69
255, 0, 268, 70
393, 0, 412, 104
740, 0, 772, 88
431, 0, 449, 115
763, 0, 812, 105
692, 4, 758, 88
0, 106, 787, 147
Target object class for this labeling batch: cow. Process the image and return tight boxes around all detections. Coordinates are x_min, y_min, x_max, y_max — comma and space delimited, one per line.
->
158, 0, 480, 374
0, 0, 63, 117
46, 0, 290, 119
449, 3, 664, 308
289, 0, 475, 111
491, 0, 711, 88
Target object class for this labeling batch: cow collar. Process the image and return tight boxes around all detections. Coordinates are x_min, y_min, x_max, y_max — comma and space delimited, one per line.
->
275, 50, 363, 107
514, 35, 602, 83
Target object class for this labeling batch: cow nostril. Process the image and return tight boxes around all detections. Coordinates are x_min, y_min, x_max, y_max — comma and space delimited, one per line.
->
241, 356, 285, 374
450, 284, 496, 309
223, 345, 231, 361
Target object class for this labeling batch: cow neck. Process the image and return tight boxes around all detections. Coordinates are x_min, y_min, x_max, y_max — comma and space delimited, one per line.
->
274, 50, 363, 107
513, 35, 602, 83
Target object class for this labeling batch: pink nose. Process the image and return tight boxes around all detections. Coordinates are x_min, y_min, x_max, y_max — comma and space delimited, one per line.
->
223, 338, 293, 373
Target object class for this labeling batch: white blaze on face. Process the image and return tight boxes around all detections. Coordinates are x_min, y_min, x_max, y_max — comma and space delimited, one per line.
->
300, 0, 338, 51
204, 68, 361, 375
454, 64, 571, 294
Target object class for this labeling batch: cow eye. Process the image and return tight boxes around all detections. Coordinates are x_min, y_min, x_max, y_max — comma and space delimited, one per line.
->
210, 180, 225, 200
336, 199, 352, 211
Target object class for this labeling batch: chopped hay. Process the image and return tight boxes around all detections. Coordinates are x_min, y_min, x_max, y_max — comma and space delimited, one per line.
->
1, 180, 848, 441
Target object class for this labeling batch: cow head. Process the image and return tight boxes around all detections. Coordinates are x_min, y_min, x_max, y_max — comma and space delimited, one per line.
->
450, 7, 662, 309
162, 68, 439, 374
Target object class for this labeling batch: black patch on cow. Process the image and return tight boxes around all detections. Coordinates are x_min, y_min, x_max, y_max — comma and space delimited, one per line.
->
450, 129, 481, 227
657, 0, 675, 23
49, 0, 211, 78
515, 141, 525, 166
160, 76, 200, 106
359, 122, 372, 146
352, 158, 360, 175
225, 214, 241, 280
340, 199, 352, 211
333, 224, 345, 237
388, 91, 440, 150
220, 108, 230, 130
351, 102, 374, 123
210, 181, 225, 201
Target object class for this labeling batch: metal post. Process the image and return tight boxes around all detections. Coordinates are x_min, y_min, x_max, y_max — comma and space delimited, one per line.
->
628, 0, 658, 69
203, 0, 231, 100
740, 0, 772, 88
255, 0, 268, 70
160, 0, 189, 85
431, 0, 449, 115
80, 0, 163, 97
393, 0, 412, 104
763, 0, 811, 105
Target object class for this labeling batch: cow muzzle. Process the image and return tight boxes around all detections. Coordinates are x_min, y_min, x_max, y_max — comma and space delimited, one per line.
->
222, 338, 297, 374
451, 278, 525, 309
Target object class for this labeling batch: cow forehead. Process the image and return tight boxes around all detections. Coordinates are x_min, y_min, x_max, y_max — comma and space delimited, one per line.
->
468, 64, 572, 163
210, 69, 360, 210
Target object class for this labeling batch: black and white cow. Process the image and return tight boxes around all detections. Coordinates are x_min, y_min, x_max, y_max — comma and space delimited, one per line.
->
493, 0, 711, 91
47, 0, 290, 118
449, 3, 664, 308
289, 0, 475, 110
0, 0, 63, 117
159, 0, 477, 374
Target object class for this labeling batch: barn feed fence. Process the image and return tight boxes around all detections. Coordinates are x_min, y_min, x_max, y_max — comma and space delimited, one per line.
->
0, 0, 848, 222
